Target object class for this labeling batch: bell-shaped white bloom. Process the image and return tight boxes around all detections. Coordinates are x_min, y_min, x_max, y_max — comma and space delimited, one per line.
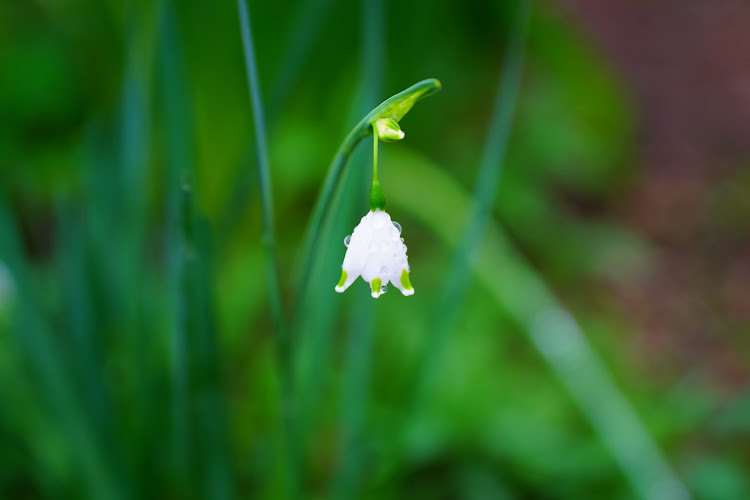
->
335, 210, 414, 298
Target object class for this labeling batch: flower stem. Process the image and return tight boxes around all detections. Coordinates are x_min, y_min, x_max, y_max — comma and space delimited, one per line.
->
372, 125, 379, 182
369, 126, 385, 211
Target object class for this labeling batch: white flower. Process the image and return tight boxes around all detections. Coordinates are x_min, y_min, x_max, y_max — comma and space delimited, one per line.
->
335, 210, 414, 298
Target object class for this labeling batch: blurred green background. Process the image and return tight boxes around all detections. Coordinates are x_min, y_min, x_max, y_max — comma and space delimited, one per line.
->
2, 0, 750, 498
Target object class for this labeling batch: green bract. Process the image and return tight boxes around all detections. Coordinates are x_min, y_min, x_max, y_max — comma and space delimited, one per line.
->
357, 78, 441, 141
366, 79, 441, 211
369, 78, 442, 124
373, 118, 404, 143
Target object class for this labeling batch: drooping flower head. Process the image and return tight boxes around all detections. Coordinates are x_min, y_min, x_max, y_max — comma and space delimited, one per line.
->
332, 79, 441, 298
335, 210, 413, 298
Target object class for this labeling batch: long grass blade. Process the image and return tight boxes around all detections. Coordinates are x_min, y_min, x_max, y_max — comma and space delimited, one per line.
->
409, 0, 530, 405
236, 1, 300, 497
158, 0, 193, 486
221, 0, 334, 246
236, 0, 284, 332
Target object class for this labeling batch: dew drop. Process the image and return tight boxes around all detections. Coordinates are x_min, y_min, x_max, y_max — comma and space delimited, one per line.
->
380, 284, 388, 294
392, 221, 402, 234
400, 237, 404, 243
344, 235, 352, 247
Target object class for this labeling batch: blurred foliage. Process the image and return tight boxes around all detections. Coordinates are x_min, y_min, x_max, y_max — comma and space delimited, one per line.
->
0, 0, 748, 498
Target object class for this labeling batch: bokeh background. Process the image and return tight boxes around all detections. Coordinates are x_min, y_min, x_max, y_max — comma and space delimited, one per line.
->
1, 0, 749, 498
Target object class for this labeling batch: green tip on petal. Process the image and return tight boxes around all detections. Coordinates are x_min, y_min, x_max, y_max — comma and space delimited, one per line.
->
335, 269, 348, 292
400, 269, 414, 294
371, 278, 382, 298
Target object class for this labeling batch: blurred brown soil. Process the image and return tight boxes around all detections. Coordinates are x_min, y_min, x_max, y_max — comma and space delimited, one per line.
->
557, 0, 750, 388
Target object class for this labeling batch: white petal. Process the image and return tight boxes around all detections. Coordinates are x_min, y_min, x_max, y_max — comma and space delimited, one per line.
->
390, 267, 414, 296
335, 210, 414, 298
334, 268, 357, 293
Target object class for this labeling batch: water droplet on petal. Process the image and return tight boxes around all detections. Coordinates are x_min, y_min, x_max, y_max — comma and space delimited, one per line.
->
381, 284, 388, 293
400, 237, 404, 243
392, 221, 402, 234
344, 235, 352, 247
